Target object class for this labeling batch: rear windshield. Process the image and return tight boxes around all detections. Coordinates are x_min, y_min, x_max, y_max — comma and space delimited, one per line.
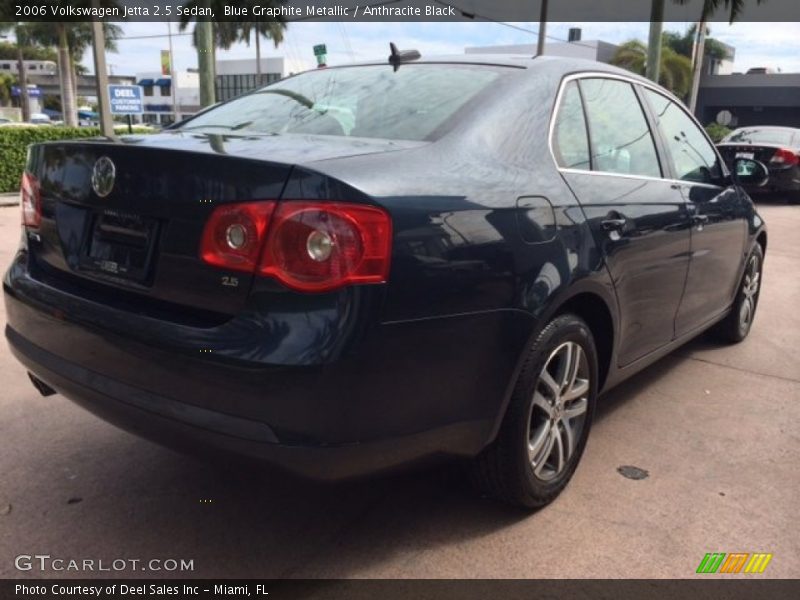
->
180, 64, 506, 141
724, 128, 796, 146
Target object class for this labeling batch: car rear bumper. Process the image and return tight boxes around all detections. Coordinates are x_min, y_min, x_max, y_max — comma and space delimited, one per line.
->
746, 165, 800, 195
8, 327, 489, 480
4, 252, 532, 480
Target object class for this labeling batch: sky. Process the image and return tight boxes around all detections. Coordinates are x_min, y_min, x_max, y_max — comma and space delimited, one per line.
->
86, 21, 800, 77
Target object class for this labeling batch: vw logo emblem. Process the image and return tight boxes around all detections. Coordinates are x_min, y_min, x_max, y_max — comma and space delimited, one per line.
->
91, 156, 116, 198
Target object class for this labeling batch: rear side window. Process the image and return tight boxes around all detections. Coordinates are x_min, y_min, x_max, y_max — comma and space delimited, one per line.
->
553, 82, 591, 170
724, 128, 795, 146
180, 64, 505, 142
644, 89, 723, 183
580, 78, 661, 178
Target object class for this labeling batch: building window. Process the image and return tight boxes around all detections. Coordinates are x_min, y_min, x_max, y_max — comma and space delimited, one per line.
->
143, 86, 154, 97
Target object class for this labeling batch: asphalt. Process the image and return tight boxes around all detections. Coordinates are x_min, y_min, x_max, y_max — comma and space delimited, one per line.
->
0, 201, 797, 579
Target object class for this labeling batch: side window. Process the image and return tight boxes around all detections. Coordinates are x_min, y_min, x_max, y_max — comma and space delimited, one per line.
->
644, 89, 722, 184
553, 81, 590, 170
580, 78, 661, 178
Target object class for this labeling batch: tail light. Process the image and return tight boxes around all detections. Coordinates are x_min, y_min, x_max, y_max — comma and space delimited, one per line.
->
200, 200, 392, 293
20, 171, 41, 228
770, 148, 800, 166
200, 202, 275, 272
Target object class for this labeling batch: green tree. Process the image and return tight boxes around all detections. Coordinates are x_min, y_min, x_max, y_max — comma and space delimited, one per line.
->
0, 41, 57, 62
0, 72, 15, 107
663, 25, 730, 63
179, 1, 288, 105
672, 0, 765, 110
26, 19, 121, 126
611, 40, 693, 98
237, 20, 285, 75
0, 23, 34, 121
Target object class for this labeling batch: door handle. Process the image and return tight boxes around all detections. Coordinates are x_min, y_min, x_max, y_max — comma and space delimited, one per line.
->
601, 218, 627, 231
692, 214, 710, 225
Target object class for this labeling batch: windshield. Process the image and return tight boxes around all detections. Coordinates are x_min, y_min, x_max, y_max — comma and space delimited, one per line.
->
724, 128, 796, 146
180, 64, 506, 141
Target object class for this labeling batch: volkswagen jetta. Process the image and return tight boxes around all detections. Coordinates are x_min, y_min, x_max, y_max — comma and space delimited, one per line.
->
4, 53, 767, 508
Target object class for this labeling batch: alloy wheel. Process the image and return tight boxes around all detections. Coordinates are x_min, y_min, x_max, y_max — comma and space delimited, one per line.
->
739, 254, 761, 330
526, 341, 590, 482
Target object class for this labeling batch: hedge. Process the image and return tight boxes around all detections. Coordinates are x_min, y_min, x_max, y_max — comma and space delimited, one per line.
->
705, 122, 732, 143
0, 126, 155, 193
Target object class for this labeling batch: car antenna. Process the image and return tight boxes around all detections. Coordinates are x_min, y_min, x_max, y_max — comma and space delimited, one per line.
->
388, 42, 421, 71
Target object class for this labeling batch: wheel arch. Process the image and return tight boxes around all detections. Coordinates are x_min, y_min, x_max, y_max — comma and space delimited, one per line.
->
485, 281, 618, 447
756, 230, 767, 255
554, 292, 615, 393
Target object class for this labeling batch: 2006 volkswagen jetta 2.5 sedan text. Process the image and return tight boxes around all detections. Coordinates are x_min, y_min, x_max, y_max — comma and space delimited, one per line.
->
4, 52, 767, 508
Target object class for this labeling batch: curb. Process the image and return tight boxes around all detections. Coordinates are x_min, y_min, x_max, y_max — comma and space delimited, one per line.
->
0, 193, 18, 207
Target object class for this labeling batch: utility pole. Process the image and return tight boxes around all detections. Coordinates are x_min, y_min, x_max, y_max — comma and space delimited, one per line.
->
167, 21, 179, 120
646, 0, 665, 83
688, 22, 707, 113
196, 21, 215, 107
91, 19, 114, 136
536, 0, 548, 56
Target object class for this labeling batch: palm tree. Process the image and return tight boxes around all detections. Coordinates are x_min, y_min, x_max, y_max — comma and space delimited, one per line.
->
238, 20, 285, 76
672, 0, 764, 110
26, 21, 121, 127
0, 23, 32, 121
662, 25, 730, 62
611, 40, 693, 99
179, 1, 288, 103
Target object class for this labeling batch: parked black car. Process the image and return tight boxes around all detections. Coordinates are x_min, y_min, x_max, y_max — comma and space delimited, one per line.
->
4, 55, 768, 508
717, 126, 800, 203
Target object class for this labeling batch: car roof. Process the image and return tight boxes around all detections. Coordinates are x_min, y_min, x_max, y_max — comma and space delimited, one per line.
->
328, 54, 648, 79
731, 125, 799, 132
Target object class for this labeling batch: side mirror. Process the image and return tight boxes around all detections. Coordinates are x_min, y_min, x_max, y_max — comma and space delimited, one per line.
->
733, 158, 769, 187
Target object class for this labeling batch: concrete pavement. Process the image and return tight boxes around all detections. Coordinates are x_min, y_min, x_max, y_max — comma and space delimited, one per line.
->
0, 202, 797, 579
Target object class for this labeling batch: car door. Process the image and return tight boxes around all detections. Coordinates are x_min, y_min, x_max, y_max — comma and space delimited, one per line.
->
641, 88, 749, 336
552, 76, 691, 366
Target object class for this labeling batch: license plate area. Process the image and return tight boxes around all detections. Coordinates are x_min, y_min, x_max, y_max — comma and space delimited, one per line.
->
736, 151, 755, 160
79, 209, 159, 283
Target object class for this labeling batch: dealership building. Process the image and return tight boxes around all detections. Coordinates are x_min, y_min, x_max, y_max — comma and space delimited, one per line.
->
695, 72, 800, 128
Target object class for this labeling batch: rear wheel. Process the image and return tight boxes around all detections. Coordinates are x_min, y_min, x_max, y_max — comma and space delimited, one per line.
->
713, 244, 764, 343
470, 314, 598, 509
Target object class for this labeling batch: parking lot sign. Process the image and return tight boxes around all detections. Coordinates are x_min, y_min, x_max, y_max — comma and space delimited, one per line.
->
108, 85, 143, 115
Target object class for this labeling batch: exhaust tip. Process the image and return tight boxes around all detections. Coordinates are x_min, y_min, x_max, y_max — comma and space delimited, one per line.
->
28, 372, 57, 397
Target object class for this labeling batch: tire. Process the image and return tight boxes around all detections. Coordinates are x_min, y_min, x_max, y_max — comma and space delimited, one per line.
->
470, 314, 598, 509
712, 243, 764, 343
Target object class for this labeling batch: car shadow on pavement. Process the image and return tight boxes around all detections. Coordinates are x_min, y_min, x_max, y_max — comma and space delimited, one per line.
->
4, 339, 717, 579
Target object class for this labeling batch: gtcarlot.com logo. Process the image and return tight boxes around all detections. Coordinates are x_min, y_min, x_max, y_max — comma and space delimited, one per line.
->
14, 554, 194, 572
696, 552, 773, 574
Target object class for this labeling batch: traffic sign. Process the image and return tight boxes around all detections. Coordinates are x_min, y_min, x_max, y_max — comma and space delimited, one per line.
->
108, 85, 144, 115
313, 44, 327, 57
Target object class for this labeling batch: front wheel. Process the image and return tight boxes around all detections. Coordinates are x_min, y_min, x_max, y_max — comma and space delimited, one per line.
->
713, 243, 764, 343
470, 314, 598, 509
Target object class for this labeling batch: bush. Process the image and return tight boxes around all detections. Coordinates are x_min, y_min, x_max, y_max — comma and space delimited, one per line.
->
705, 122, 732, 143
0, 125, 155, 193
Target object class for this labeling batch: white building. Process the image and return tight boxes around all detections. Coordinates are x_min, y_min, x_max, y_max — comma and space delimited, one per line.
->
216, 56, 309, 78
0, 59, 57, 76
465, 40, 620, 64
134, 71, 200, 126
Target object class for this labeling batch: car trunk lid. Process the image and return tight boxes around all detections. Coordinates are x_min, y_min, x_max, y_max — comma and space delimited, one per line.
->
26, 132, 415, 320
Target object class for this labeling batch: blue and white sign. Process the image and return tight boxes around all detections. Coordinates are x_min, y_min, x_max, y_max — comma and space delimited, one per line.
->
11, 86, 42, 98
108, 85, 143, 115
